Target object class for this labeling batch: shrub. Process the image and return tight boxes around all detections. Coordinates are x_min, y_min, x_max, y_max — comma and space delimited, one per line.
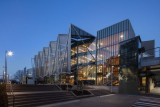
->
0, 84, 8, 107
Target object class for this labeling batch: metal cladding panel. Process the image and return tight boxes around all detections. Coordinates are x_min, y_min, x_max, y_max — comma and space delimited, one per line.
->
34, 55, 39, 77
49, 41, 57, 53
97, 19, 134, 39
43, 47, 49, 56
24, 67, 26, 76
49, 41, 57, 76
51, 34, 70, 76
128, 19, 135, 39
42, 47, 49, 76
59, 34, 68, 44
38, 51, 43, 77
34, 55, 38, 67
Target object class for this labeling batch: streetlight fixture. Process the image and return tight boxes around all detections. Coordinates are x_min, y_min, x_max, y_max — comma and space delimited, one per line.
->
5, 51, 13, 83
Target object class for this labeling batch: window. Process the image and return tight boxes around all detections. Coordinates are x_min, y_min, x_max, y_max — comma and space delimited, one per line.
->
107, 28, 109, 37
124, 20, 126, 31
112, 26, 114, 35
119, 22, 122, 32
126, 20, 129, 30
142, 77, 146, 86
102, 29, 104, 39
71, 27, 75, 35
80, 30, 83, 36
84, 32, 88, 36
105, 28, 107, 37
110, 27, 111, 36
122, 21, 124, 31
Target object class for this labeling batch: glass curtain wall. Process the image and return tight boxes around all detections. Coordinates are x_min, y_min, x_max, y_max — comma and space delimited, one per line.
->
70, 24, 96, 85
119, 36, 141, 94
96, 19, 135, 85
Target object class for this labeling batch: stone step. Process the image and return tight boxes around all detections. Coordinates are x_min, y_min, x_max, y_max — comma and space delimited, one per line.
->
8, 97, 75, 107
7, 92, 72, 99
8, 95, 74, 104
8, 92, 75, 107
7, 85, 76, 107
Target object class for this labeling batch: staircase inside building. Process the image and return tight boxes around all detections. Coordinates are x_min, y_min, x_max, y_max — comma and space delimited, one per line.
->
103, 78, 119, 86
6, 84, 76, 107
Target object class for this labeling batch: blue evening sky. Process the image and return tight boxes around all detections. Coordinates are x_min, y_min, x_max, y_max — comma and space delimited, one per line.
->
0, 0, 160, 76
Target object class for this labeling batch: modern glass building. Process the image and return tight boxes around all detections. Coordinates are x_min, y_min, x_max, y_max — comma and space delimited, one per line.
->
96, 19, 135, 85
33, 19, 142, 89
69, 24, 96, 85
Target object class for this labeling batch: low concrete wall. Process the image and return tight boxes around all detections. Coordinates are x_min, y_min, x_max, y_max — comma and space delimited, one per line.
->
119, 81, 138, 94
149, 77, 154, 92
87, 85, 119, 93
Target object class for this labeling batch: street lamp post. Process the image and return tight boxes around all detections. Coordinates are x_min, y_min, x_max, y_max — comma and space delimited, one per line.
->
5, 51, 7, 83
5, 51, 13, 83
3, 66, 4, 83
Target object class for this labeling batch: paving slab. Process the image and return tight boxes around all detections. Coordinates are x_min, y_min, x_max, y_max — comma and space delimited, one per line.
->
49, 94, 142, 107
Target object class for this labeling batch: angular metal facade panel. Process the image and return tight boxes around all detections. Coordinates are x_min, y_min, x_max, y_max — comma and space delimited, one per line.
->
34, 55, 39, 77
38, 51, 43, 77
43, 47, 49, 76
49, 41, 57, 76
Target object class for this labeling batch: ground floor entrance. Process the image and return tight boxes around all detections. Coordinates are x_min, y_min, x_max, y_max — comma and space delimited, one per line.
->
139, 65, 160, 94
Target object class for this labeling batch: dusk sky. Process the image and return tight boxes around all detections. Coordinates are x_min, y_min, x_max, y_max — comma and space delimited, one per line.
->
0, 0, 160, 77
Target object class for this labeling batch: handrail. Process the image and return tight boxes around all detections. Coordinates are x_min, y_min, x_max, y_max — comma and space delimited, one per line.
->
10, 83, 15, 107
103, 77, 118, 85
143, 47, 160, 52
56, 80, 62, 90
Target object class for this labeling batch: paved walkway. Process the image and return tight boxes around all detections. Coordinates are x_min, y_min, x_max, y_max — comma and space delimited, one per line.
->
39, 94, 142, 107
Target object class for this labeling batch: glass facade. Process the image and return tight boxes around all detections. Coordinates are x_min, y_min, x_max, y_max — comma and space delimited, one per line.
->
33, 19, 140, 88
70, 24, 96, 85
96, 19, 135, 85
119, 36, 141, 94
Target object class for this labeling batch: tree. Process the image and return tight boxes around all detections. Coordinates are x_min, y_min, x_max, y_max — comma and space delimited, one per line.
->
14, 70, 23, 82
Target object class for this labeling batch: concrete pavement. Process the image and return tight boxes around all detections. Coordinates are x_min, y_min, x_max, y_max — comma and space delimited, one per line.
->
44, 94, 142, 107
